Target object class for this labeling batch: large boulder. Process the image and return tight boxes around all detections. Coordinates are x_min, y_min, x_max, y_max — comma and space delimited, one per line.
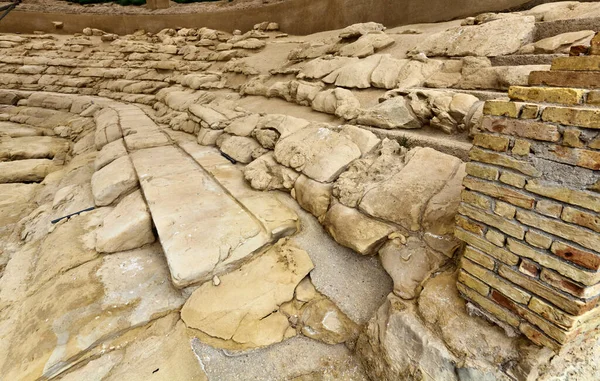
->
359, 148, 462, 231
356, 294, 462, 381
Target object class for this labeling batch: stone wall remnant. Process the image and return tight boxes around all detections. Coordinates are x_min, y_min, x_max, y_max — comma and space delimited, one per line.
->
456, 34, 600, 351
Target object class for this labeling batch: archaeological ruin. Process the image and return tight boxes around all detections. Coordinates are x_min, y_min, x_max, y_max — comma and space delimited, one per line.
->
0, 0, 600, 380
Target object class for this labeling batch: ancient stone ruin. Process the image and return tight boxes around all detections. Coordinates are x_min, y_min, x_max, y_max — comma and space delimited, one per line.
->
0, 1, 599, 380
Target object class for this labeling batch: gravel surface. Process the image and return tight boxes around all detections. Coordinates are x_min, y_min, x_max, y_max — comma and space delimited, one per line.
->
0, 0, 289, 15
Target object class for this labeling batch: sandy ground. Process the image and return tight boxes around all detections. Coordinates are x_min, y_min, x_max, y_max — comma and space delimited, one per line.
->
0, 0, 290, 15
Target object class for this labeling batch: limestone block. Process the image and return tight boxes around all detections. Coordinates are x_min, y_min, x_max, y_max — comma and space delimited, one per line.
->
0, 159, 59, 183
274, 125, 362, 183
0, 245, 184, 380
91, 156, 138, 206
359, 148, 462, 231
380, 237, 446, 299
300, 56, 358, 79
323, 54, 382, 89
244, 152, 300, 191
0, 136, 69, 161
338, 33, 395, 58
94, 138, 127, 170
219, 135, 265, 164
293, 174, 332, 218
94, 108, 122, 150
322, 202, 395, 255
252, 114, 310, 149
96, 190, 155, 253
130, 145, 270, 288
224, 114, 260, 137
357, 97, 422, 130
339, 22, 385, 39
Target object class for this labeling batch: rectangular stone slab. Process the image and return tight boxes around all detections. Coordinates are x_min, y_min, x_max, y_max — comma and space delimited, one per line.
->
130, 145, 270, 288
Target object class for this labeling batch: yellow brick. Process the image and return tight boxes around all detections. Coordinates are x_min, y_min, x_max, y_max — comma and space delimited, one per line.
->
465, 162, 499, 181
474, 133, 510, 152
458, 270, 490, 296
499, 171, 527, 188
499, 264, 591, 316
586, 90, 600, 106
460, 203, 526, 239
456, 215, 485, 236
461, 190, 492, 210
462, 258, 531, 304
464, 177, 535, 209
551, 55, 600, 71
469, 147, 540, 177
561, 206, 600, 233
563, 129, 585, 148
506, 238, 600, 286
457, 282, 521, 327
526, 180, 600, 213
485, 229, 505, 247
536, 199, 563, 218
455, 228, 520, 265
512, 139, 531, 156
509, 86, 584, 105
529, 297, 577, 330
542, 106, 600, 130
520, 104, 540, 119
482, 116, 560, 142
494, 201, 517, 219
463, 245, 495, 270
483, 100, 520, 118
519, 323, 562, 352
525, 230, 553, 249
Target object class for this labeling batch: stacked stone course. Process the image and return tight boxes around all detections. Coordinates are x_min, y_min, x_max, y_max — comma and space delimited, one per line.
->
456, 34, 600, 351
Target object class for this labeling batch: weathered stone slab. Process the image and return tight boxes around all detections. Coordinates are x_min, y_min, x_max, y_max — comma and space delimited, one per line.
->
0, 136, 69, 161
91, 155, 138, 206
0, 159, 59, 183
130, 145, 270, 288
96, 190, 155, 253
0, 244, 184, 380
181, 240, 313, 350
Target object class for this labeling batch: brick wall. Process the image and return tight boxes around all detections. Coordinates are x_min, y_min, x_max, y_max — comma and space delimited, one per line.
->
456, 34, 600, 351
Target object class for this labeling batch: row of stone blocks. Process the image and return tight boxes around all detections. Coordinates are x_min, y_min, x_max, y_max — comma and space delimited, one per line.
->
456, 41, 600, 351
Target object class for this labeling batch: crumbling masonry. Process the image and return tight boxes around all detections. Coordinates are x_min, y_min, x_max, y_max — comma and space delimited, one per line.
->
457, 35, 600, 351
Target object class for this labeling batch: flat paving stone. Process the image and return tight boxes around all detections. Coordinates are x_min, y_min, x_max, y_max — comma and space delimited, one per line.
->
130, 145, 271, 288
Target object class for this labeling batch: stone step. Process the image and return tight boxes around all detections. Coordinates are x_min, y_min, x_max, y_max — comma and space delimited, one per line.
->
129, 144, 272, 288
490, 54, 566, 67
361, 126, 472, 161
